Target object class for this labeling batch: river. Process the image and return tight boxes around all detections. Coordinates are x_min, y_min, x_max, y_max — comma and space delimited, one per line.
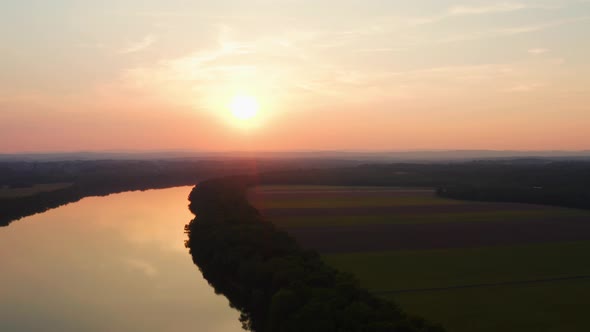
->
0, 186, 243, 332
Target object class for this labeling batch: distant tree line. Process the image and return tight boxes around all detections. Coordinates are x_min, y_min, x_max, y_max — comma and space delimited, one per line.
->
186, 176, 446, 332
3, 159, 590, 226
257, 161, 590, 210
0, 158, 334, 226
433, 162, 590, 209
0, 175, 196, 226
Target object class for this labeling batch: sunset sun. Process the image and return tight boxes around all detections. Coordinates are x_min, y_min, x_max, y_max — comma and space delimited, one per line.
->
230, 95, 259, 121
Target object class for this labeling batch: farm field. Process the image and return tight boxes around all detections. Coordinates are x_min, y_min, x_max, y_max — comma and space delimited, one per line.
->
0, 183, 73, 199
386, 277, 590, 332
248, 185, 590, 332
249, 185, 590, 227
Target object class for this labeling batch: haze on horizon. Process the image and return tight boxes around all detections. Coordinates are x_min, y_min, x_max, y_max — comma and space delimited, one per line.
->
1, 0, 589, 153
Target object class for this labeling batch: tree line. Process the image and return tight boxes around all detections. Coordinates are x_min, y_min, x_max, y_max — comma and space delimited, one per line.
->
4, 159, 589, 226
258, 161, 590, 210
0, 158, 335, 226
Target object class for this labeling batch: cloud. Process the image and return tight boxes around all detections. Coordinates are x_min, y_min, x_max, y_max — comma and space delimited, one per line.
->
433, 16, 590, 43
77, 43, 107, 50
354, 47, 406, 53
119, 35, 157, 54
498, 16, 590, 35
528, 48, 549, 55
118, 29, 294, 111
507, 83, 545, 92
448, 2, 527, 15
134, 11, 195, 18
408, 2, 561, 26
124, 258, 158, 277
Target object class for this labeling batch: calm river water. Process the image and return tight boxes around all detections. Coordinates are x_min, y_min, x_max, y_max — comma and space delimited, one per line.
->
0, 186, 242, 332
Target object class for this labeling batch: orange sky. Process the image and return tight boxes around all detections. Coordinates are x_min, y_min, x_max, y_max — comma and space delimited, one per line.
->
1, 0, 589, 152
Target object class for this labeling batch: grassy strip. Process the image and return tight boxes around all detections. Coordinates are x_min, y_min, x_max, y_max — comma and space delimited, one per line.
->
185, 176, 445, 332
254, 185, 434, 191
386, 279, 590, 332
268, 209, 590, 228
325, 242, 590, 331
250, 185, 590, 228
0, 183, 73, 199
249, 196, 462, 209
324, 241, 590, 291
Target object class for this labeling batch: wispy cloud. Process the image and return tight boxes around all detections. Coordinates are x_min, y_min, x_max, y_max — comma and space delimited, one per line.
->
77, 42, 107, 50
448, 2, 527, 15
354, 47, 403, 53
528, 48, 549, 55
507, 82, 546, 92
408, 2, 561, 26
134, 11, 196, 18
497, 15, 590, 35
124, 258, 158, 277
434, 16, 590, 43
119, 34, 157, 54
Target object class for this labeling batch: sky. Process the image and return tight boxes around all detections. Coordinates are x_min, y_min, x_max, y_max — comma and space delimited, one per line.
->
1, 0, 589, 152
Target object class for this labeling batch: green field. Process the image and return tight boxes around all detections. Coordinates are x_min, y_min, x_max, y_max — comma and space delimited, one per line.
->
0, 183, 73, 199
267, 209, 590, 228
249, 185, 590, 332
253, 185, 433, 191
248, 195, 464, 208
324, 241, 590, 291
387, 278, 590, 332
327, 243, 590, 332
249, 185, 590, 228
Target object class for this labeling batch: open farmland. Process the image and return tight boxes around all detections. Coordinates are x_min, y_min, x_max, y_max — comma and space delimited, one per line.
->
248, 186, 590, 252
248, 185, 590, 332
0, 183, 72, 199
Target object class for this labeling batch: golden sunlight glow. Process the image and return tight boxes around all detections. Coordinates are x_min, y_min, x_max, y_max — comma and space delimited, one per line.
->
230, 95, 259, 121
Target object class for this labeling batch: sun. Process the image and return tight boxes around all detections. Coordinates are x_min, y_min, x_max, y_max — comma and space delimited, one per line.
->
230, 95, 259, 121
